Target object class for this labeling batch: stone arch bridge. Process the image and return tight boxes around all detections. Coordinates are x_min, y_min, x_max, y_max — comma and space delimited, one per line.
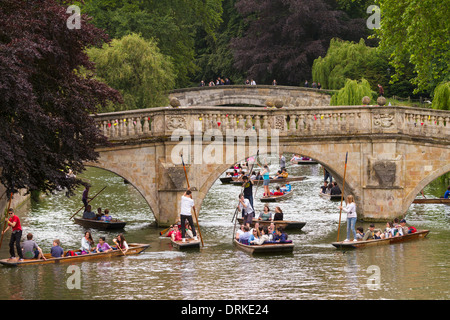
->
89, 104, 450, 226
168, 85, 333, 107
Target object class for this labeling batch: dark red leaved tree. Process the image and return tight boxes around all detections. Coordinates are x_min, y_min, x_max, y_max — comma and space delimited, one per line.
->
231, 0, 366, 85
0, 0, 121, 195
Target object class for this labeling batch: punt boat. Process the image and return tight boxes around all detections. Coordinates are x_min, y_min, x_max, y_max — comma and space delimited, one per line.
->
233, 239, 294, 255
291, 159, 318, 165
331, 230, 430, 249
260, 191, 293, 202
0, 243, 150, 267
412, 198, 450, 205
319, 192, 342, 201
170, 238, 201, 250
74, 217, 127, 230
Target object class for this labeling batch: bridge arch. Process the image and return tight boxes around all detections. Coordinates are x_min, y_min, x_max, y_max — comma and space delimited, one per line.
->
403, 164, 450, 214
168, 85, 333, 108
83, 165, 157, 219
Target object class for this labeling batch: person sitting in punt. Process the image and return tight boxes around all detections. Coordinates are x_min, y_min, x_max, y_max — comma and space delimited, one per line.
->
170, 224, 182, 241
113, 233, 129, 253
272, 186, 284, 196
258, 204, 272, 221
96, 207, 103, 220
330, 182, 341, 195
356, 227, 364, 240
320, 181, 329, 194
101, 209, 112, 222
273, 227, 288, 243
382, 222, 393, 239
248, 228, 260, 244
184, 222, 195, 239
50, 239, 64, 258
267, 223, 276, 241
82, 205, 96, 220
80, 231, 95, 254
362, 224, 382, 241
273, 207, 283, 221
281, 183, 291, 193
399, 218, 416, 234
238, 225, 251, 244
281, 168, 288, 178
22, 233, 46, 261
290, 154, 302, 162
95, 237, 112, 253
274, 170, 284, 179
250, 227, 270, 245
235, 224, 245, 240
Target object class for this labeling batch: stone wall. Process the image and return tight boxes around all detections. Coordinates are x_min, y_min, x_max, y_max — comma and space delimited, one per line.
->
168, 85, 333, 107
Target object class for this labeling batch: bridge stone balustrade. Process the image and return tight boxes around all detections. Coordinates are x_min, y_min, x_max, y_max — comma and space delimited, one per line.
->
89, 105, 450, 226
168, 85, 334, 107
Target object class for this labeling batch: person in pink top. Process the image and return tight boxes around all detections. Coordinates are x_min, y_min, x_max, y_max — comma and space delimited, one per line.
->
170, 224, 182, 242
2, 208, 23, 260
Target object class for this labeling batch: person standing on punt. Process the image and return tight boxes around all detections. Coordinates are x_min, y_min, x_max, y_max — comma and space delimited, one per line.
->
2, 208, 24, 261
339, 195, 357, 242
261, 165, 270, 197
179, 189, 198, 243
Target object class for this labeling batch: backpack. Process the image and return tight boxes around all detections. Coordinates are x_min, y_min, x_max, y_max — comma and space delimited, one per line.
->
408, 226, 417, 234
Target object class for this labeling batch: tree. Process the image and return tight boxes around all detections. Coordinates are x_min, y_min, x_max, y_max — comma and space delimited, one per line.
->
87, 33, 176, 112
330, 79, 376, 105
432, 82, 449, 111
0, 0, 121, 195
374, 0, 450, 93
230, 0, 367, 85
78, 0, 223, 88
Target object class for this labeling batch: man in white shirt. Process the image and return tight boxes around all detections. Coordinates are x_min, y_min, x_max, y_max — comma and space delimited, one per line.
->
238, 193, 254, 225
180, 189, 198, 242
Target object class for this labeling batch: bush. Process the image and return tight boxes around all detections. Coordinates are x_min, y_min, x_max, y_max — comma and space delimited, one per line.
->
330, 79, 377, 106
432, 82, 450, 110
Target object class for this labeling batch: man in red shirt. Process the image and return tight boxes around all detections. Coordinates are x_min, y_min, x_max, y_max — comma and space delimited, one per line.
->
2, 208, 23, 260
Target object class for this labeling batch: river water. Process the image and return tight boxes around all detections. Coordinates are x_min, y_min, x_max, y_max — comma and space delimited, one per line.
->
0, 156, 449, 300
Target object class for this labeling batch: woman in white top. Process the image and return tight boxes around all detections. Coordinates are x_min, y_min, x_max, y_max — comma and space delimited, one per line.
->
81, 231, 94, 253
339, 195, 357, 242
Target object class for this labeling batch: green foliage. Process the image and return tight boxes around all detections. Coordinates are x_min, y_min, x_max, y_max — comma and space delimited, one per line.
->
374, 0, 450, 94
432, 82, 450, 110
87, 34, 176, 112
312, 38, 390, 91
194, 0, 247, 85
330, 79, 376, 105
78, 0, 223, 88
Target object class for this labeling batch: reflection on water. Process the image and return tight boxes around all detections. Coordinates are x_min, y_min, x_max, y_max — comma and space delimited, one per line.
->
0, 159, 449, 300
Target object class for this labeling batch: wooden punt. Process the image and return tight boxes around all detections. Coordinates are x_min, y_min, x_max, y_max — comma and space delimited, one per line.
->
230, 176, 306, 186
233, 239, 294, 255
171, 238, 201, 250
220, 176, 234, 184
260, 191, 293, 202
236, 218, 306, 231
331, 230, 430, 249
74, 217, 127, 230
319, 192, 342, 201
0, 243, 150, 267
291, 159, 318, 165
412, 198, 450, 205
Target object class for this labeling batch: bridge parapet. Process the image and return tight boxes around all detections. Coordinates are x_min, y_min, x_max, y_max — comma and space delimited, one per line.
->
93, 106, 450, 143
